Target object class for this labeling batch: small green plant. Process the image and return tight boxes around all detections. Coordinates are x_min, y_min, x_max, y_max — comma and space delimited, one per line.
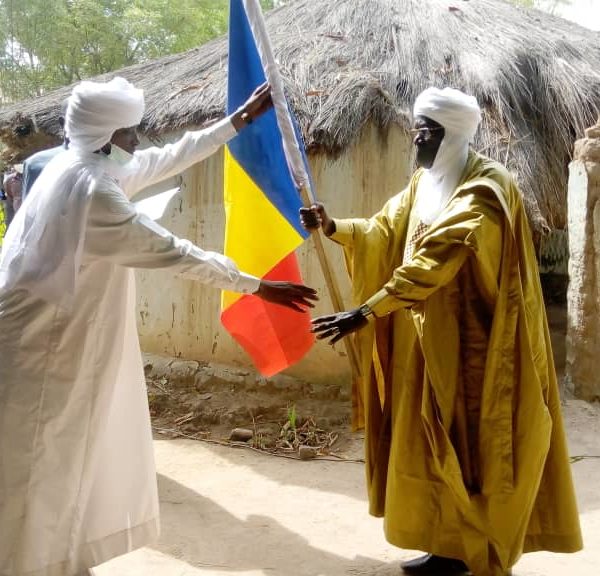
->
286, 404, 297, 430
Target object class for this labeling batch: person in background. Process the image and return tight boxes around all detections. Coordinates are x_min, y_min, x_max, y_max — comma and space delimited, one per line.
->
21, 99, 69, 200
2, 164, 23, 227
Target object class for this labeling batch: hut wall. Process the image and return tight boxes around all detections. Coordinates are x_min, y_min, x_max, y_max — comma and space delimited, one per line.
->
567, 118, 600, 401
135, 123, 413, 386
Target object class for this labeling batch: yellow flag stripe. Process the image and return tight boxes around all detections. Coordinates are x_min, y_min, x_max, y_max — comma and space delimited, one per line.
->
222, 148, 304, 309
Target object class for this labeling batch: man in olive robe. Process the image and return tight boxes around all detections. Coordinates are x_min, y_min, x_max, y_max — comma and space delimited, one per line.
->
301, 87, 582, 576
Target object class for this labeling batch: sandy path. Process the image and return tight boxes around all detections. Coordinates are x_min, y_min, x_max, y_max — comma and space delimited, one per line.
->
94, 399, 600, 576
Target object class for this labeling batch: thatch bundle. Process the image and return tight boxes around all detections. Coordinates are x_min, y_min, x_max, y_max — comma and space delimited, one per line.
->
0, 0, 599, 231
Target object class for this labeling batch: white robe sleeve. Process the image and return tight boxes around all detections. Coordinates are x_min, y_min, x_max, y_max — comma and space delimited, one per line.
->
118, 118, 237, 198
83, 177, 260, 294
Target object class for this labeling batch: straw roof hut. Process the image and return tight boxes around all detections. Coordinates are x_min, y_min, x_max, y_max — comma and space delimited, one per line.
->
0, 0, 598, 383
1, 0, 599, 232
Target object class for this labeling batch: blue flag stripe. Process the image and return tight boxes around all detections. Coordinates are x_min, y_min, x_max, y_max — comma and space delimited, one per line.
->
227, 0, 309, 239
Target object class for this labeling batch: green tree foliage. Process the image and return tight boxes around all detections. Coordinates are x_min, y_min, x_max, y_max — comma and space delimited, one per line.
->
1, 0, 567, 105
0, 0, 275, 104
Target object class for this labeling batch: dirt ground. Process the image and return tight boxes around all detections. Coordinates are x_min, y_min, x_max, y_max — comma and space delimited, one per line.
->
144, 352, 355, 458
144, 303, 570, 460
93, 302, 600, 575
93, 398, 600, 576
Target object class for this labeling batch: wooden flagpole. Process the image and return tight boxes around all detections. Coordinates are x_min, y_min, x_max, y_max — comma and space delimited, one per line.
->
244, 0, 362, 380
298, 189, 363, 379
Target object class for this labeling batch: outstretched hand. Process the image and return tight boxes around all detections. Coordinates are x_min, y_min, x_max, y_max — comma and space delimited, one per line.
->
243, 82, 273, 119
231, 83, 273, 131
256, 280, 318, 313
311, 308, 368, 344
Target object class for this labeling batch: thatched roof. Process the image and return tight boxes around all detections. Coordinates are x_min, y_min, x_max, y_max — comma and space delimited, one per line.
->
1, 0, 599, 231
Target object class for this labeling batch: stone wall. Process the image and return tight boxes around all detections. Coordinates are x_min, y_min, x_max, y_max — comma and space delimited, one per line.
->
567, 117, 600, 401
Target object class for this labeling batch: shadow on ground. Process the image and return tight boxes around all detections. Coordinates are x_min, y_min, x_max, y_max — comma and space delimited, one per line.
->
151, 473, 390, 576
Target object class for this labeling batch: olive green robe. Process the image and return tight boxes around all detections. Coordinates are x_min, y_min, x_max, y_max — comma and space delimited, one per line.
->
330, 152, 582, 575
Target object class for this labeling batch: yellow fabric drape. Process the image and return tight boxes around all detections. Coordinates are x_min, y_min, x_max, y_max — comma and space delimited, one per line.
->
330, 152, 582, 575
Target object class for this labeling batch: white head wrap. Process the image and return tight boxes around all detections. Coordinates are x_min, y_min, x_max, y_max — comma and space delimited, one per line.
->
0, 77, 145, 306
66, 77, 145, 152
413, 87, 482, 225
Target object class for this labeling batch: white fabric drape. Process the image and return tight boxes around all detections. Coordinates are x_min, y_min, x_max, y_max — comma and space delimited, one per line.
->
413, 87, 482, 225
0, 77, 146, 308
0, 117, 259, 576
242, 0, 313, 199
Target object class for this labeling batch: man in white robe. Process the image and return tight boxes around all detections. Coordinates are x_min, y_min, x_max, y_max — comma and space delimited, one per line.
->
0, 77, 317, 576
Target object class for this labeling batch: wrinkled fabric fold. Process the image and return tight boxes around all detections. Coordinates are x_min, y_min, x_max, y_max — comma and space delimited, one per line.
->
0, 150, 106, 307
331, 151, 582, 575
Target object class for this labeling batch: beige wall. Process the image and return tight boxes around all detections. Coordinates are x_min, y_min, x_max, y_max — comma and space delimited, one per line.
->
567, 118, 600, 401
135, 123, 413, 386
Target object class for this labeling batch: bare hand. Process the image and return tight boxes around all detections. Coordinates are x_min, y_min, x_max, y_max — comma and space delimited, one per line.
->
231, 83, 273, 131
299, 203, 335, 236
256, 279, 318, 312
311, 308, 367, 344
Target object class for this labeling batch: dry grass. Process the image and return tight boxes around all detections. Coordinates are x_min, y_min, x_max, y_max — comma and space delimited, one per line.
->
1, 0, 599, 230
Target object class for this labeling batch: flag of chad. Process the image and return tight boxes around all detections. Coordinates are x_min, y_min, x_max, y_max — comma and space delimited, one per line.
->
221, 0, 314, 376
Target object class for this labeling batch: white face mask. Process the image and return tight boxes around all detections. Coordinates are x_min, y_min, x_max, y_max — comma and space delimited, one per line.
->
108, 144, 133, 166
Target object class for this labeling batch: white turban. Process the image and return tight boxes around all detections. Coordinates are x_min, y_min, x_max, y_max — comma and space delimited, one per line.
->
66, 77, 145, 152
412, 88, 481, 225
413, 87, 481, 141
0, 77, 145, 306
